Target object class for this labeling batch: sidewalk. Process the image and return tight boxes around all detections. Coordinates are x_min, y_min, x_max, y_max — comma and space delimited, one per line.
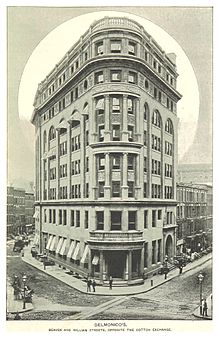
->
193, 294, 212, 320
21, 246, 212, 296
6, 281, 33, 314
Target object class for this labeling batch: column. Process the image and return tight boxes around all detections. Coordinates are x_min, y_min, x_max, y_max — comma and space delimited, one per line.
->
135, 154, 142, 199
122, 95, 129, 141
80, 116, 85, 198
47, 158, 50, 199
104, 153, 111, 198
104, 209, 111, 231
91, 99, 97, 143
140, 247, 144, 278
67, 124, 72, 198
122, 153, 128, 199
104, 95, 111, 141
135, 99, 141, 142
102, 253, 107, 281
100, 250, 104, 283
122, 210, 128, 231
128, 251, 132, 281
91, 154, 97, 199
56, 130, 60, 199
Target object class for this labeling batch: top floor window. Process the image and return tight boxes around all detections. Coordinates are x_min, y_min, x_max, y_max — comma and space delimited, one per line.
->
96, 97, 105, 114
127, 97, 134, 114
49, 126, 56, 141
111, 96, 121, 113
128, 71, 137, 84
152, 110, 161, 128
165, 119, 173, 134
96, 41, 104, 55
110, 40, 121, 53
95, 71, 104, 84
128, 41, 136, 56
111, 70, 121, 82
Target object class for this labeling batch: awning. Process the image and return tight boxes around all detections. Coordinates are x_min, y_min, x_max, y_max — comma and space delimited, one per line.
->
56, 120, 68, 130
46, 235, 53, 250
49, 236, 56, 251
56, 237, 64, 254
72, 242, 80, 260
80, 245, 89, 264
60, 239, 67, 256
92, 255, 99, 266
67, 240, 75, 258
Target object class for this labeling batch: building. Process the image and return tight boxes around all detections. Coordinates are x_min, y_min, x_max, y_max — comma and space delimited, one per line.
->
31, 17, 181, 285
176, 183, 211, 254
7, 186, 35, 236
177, 163, 212, 184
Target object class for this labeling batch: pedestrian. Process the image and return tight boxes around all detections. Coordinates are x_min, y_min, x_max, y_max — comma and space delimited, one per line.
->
109, 276, 113, 290
164, 268, 168, 280
87, 278, 92, 292
179, 265, 183, 274
202, 299, 208, 316
92, 279, 96, 292
21, 249, 24, 257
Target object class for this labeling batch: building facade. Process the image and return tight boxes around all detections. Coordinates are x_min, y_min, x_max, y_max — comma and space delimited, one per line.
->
176, 183, 211, 254
32, 17, 181, 285
177, 163, 212, 184
7, 187, 25, 236
24, 192, 35, 234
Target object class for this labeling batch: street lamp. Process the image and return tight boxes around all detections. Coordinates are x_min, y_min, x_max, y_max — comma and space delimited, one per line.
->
197, 272, 204, 315
22, 274, 27, 309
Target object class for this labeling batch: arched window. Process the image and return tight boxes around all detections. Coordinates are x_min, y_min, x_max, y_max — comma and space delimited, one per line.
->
144, 103, 149, 120
49, 126, 56, 141
165, 118, 173, 134
152, 110, 161, 128
43, 130, 47, 153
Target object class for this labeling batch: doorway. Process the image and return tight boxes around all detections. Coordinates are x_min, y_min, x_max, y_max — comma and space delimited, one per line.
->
106, 251, 126, 279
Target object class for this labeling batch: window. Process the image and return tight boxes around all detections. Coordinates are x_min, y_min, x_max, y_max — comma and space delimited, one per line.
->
144, 103, 149, 120
85, 211, 89, 229
128, 41, 136, 55
158, 210, 162, 220
128, 125, 134, 141
53, 209, 56, 224
96, 41, 104, 55
152, 159, 161, 175
165, 186, 173, 199
111, 211, 121, 230
152, 241, 156, 264
71, 210, 74, 226
49, 126, 56, 141
112, 97, 121, 113
60, 141, 67, 156
96, 211, 104, 230
165, 141, 173, 156
128, 71, 136, 84
98, 125, 104, 141
112, 125, 120, 141
144, 210, 148, 228
112, 181, 121, 197
48, 209, 51, 223
110, 40, 121, 53
112, 155, 121, 169
111, 70, 121, 82
128, 211, 136, 230
85, 183, 89, 198
98, 155, 105, 170
144, 157, 147, 172
152, 210, 157, 227
98, 182, 104, 198
128, 181, 134, 197
76, 210, 80, 227
144, 131, 147, 146
127, 97, 134, 114
86, 157, 89, 172
145, 80, 149, 90
95, 72, 104, 84
84, 80, 88, 90
128, 155, 134, 170
63, 210, 67, 225
59, 210, 62, 225
144, 183, 147, 198
144, 242, 148, 267
152, 110, 161, 128
152, 135, 161, 152
165, 119, 173, 134
152, 184, 161, 198
85, 130, 89, 146
165, 164, 172, 178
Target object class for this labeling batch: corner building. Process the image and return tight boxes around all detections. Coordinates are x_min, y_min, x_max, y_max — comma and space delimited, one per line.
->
32, 17, 182, 285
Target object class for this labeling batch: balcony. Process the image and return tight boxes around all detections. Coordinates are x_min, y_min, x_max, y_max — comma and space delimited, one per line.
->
89, 230, 144, 245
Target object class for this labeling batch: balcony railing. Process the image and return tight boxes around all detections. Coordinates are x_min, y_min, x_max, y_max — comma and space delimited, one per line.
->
89, 230, 143, 242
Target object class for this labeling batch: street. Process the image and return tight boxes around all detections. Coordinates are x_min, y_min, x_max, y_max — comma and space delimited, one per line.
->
7, 240, 212, 320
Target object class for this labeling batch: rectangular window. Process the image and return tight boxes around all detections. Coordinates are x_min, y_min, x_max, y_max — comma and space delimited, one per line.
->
85, 183, 89, 198
152, 210, 157, 227
95, 71, 104, 84
144, 242, 148, 268
128, 181, 134, 198
144, 210, 148, 228
111, 70, 121, 82
152, 240, 156, 264
111, 40, 121, 53
98, 155, 105, 170
53, 209, 56, 224
71, 210, 75, 226
59, 210, 62, 225
112, 154, 121, 169
128, 125, 134, 141
128, 211, 136, 230
112, 181, 121, 197
49, 209, 52, 223
85, 211, 88, 229
128, 41, 136, 55
144, 182, 147, 198
158, 210, 162, 220
127, 97, 134, 114
128, 71, 136, 84
96, 211, 104, 230
112, 97, 121, 113
98, 182, 104, 198
128, 155, 134, 170
86, 157, 89, 172
98, 125, 105, 141
112, 125, 120, 141
76, 210, 80, 227
63, 210, 67, 226
96, 42, 104, 55
111, 211, 122, 230
144, 131, 147, 146
144, 157, 147, 172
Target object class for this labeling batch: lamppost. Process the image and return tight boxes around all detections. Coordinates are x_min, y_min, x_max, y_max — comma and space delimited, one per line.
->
197, 272, 204, 315
22, 274, 27, 309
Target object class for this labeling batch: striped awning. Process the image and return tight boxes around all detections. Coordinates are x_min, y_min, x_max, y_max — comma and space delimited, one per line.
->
80, 245, 89, 264
72, 242, 80, 260
49, 236, 56, 251
56, 237, 64, 254
46, 235, 53, 250
67, 240, 75, 258
60, 239, 67, 256
92, 255, 99, 266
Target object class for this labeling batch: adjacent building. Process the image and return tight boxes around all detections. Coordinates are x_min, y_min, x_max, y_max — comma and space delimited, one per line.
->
31, 17, 182, 285
176, 183, 212, 254
177, 163, 212, 184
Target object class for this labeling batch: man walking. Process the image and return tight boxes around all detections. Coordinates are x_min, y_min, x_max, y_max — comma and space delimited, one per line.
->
202, 299, 208, 317
87, 278, 92, 292
92, 279, 96, 292
109, 276, 113, 290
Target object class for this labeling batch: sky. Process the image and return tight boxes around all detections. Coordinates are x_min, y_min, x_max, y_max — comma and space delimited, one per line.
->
7, 6, 212, 187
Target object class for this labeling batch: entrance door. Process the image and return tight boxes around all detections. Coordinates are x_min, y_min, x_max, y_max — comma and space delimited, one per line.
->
106, 251, 126, 278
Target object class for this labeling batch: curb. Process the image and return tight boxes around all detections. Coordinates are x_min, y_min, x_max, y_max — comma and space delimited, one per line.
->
21, 254, 212, 297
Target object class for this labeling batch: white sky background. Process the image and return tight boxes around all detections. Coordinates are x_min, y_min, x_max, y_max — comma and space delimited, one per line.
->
18, 10, 199, 159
